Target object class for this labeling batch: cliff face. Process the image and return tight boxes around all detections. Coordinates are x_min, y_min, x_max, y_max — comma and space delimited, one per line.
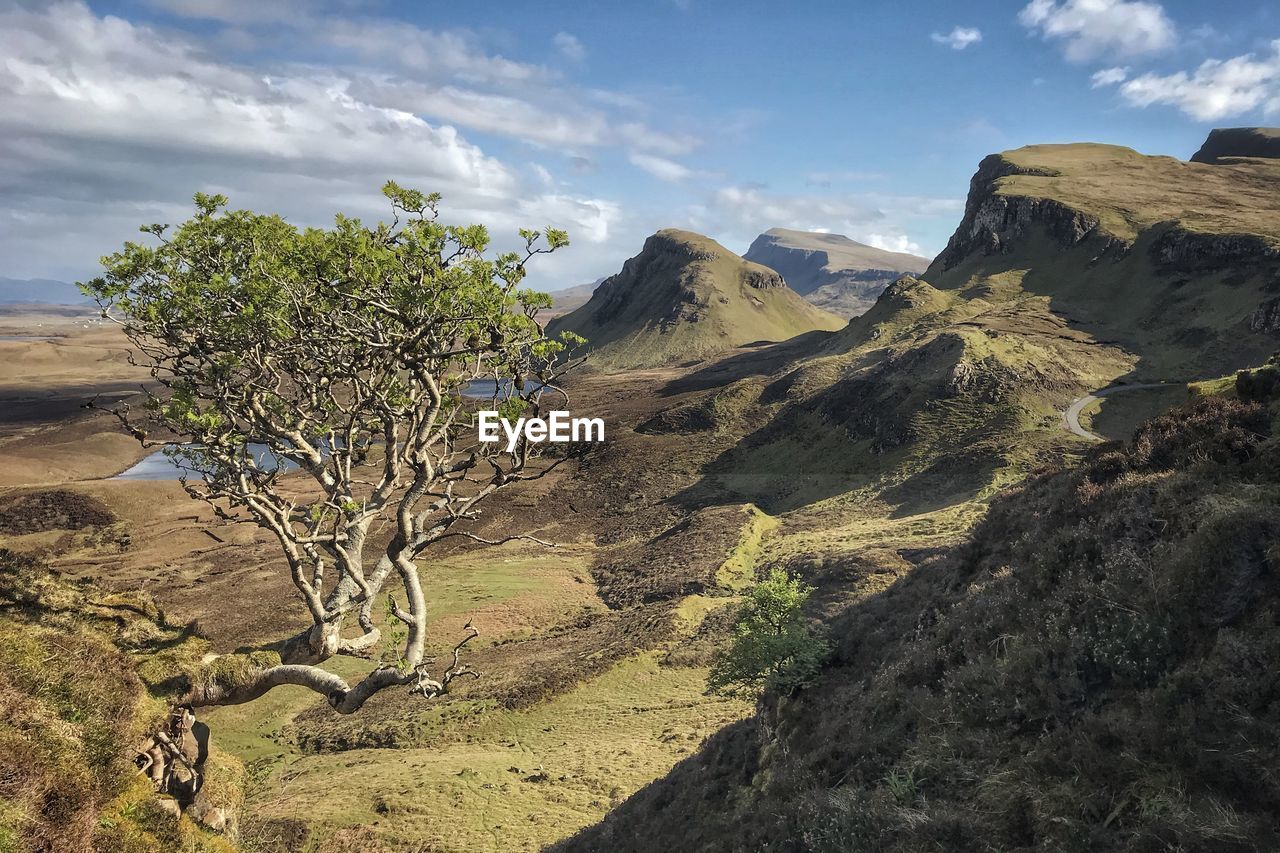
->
744, 229, 929, 317
1191, 127, 1280, 165
1152, 227, 1280, 272
935, 153, 1120, 269
924, 139, 1280, 377
547, 229, 844, 369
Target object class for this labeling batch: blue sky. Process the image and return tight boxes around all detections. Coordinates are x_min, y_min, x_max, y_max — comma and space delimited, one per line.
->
3, 0, 1279, 290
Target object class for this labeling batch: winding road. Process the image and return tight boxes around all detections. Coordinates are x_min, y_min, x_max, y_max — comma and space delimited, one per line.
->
1061, 383, 1181, 442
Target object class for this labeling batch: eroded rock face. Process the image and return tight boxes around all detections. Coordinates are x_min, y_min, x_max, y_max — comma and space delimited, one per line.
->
742, 268, 785, 290
876, 275, 938, 310
936, 154, 1119, 270
136, 707, 242, 838
1251, 298, 1280, 334
1153, 228, 1280, 272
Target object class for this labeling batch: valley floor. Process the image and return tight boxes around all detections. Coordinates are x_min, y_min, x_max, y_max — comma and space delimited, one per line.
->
0, 317, 1176, 851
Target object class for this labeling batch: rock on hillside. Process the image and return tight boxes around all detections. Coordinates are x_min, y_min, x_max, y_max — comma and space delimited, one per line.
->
744, 228, 929, 317
548, 229, 845, 369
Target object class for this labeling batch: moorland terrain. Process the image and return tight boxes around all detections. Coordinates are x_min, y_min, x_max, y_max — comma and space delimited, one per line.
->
2, 128, 1280, 852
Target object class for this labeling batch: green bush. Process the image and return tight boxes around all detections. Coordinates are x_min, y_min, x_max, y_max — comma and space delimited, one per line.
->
708, 569, 829, 697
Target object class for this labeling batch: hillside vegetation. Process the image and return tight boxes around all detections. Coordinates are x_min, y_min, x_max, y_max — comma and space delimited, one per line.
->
684, 134, 1280, 521
0, 549, 239, 852
548, 229, 844, 369
556, 379, 1280, 853
929, 141, 1280, 378
553, 131, 1280, 853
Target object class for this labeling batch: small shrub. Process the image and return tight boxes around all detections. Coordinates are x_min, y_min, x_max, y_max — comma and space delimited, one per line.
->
708, 569, 829, 697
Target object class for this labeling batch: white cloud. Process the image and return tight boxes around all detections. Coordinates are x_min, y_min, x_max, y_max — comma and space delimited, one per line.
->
1091, 66, 1130, 87
1019, 0, 1176, 62
931, 27, 983, 51
0, 6, 513, 194
618, 122, 702, 157
553, 31, 586, 62
348, 78, 613, 148
314, 17, 549, 85
704, 185, 960, 260
516, 195, 619, 244
0, 2, 624, 290
1116, 40, 1280, 120
144, 0, 329, 24
628, 153, 693, 182
862, 233, 925, 256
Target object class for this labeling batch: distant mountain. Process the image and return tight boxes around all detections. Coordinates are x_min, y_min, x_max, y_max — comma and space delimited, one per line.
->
0, 277, 89, 305
743, 228, 929, 317
548, 229, 844, 368
546, 279, 604, 318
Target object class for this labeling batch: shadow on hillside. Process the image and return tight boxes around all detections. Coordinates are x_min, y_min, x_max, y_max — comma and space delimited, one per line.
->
0, 382, 143, 427
554, 395, 1280, 853
664, 364, 1009, 517
659, 329, 835, 396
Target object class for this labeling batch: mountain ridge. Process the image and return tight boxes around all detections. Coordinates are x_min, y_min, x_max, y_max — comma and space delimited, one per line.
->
744, 228, 929, 317
547, 229, 844, 369
551, 129, 1280, 853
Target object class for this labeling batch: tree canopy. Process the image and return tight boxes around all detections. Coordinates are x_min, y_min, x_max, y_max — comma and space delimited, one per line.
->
708, 569, 828, 698
82, 183, 582, 713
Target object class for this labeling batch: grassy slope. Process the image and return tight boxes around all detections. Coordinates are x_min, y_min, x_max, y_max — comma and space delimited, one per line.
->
201, 504, 763, 851
996, 143, 1280, 242
690, 270, 1132, 524
0, 551, 238, 852
548, 229, 844, 369
556, 385, 1280, 853
547, 138, 1280, 852
928, 144, 1280, 379
234, 655, 745, 852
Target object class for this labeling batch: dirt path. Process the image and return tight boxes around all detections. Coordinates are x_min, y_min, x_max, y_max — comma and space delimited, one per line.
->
1061, 383, 1180, 441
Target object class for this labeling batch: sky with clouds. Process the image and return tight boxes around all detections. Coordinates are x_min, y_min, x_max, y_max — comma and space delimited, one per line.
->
2, 0, 1278, 290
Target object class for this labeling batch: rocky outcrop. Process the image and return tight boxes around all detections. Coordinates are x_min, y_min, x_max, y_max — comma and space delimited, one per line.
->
741, 267, 786, 290
577, 232, 711, 327
1191, 127, 1280, 165
936, 154, 1122, 270
1252, 297, 1280, 334
875, 275, 941, 311
1152, 226, 1280, 272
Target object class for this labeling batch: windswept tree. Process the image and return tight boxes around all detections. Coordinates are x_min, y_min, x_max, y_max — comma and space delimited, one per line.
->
83, 184, 583, 714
